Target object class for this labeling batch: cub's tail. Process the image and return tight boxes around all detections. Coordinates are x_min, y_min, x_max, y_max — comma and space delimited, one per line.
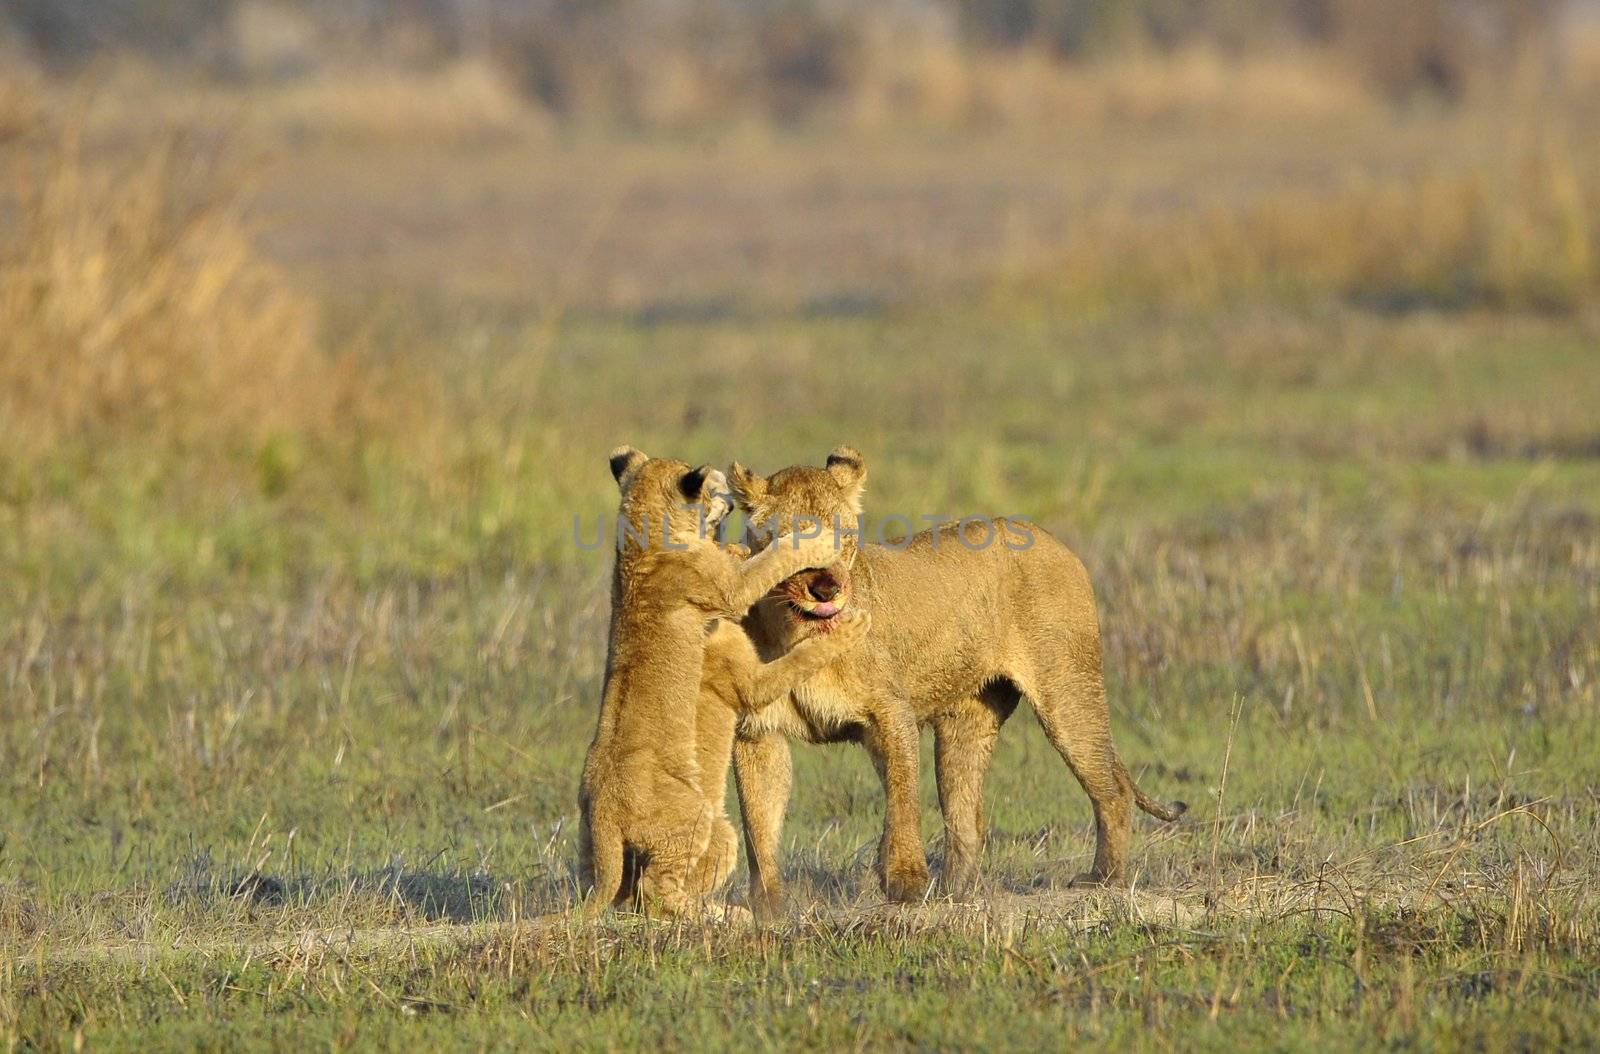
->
579, 806, 624, 918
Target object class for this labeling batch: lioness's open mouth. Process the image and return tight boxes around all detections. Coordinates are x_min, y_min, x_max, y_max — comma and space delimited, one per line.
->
779, 565, 851, 626
785, 592, 852, 627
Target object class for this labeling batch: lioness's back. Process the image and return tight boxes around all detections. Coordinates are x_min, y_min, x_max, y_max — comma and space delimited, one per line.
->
857, 518, 1098, 676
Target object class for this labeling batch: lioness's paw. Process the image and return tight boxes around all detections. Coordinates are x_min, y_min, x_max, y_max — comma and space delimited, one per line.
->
882, 865, 933, 904
748, 884, 786, 921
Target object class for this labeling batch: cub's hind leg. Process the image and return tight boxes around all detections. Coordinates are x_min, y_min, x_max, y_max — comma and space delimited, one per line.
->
636, 812, 713, 917
689, 687, 740, 899
579, 806, 625, 918
689, 817, 740, 898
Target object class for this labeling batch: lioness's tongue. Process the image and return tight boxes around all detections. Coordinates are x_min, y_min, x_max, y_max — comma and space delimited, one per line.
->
809, 601, 840, 618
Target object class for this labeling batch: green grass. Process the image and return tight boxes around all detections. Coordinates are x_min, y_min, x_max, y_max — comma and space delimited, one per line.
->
3, 289, 1598, 1049
4, 85, 1600, 1048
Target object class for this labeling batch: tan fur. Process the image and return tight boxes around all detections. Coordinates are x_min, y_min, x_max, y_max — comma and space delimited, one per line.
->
578, 446, 843, 917
728, 446, 1186, 914
659, 606, 870, 904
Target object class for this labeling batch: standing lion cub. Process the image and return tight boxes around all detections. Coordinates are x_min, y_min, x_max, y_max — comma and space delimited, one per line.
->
579, 446, 857, 916
663, 591, 869, 905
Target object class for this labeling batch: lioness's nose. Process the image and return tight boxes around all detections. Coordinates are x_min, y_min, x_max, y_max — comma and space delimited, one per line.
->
809, 573, 841, 602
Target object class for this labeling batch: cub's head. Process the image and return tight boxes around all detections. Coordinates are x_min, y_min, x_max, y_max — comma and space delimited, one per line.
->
609, 445, 731, 553
728, 445, 865, 629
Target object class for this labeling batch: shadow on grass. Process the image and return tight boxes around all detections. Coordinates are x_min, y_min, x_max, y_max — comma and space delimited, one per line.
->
165, 852, 580, 923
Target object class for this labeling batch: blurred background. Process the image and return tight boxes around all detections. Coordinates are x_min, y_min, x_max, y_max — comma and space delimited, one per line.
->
2, 2, 1597, 496
2, 2, 1598, 475
2, 5, 1599, 1014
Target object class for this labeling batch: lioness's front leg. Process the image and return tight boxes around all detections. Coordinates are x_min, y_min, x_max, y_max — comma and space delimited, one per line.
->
724, 533, 837, 614
863, 704, 933, 903
733, 730, 792, 918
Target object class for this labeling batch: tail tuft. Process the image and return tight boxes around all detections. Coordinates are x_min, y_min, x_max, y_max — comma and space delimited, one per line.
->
1135, 789, 1187, 823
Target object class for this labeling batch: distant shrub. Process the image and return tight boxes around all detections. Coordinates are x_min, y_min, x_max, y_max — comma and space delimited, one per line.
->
5, 0, 237, 67
0, 1, 1575, 127
957, 0, 1564, 99
0, 114, 358, 461
1014, 138, 1597, 313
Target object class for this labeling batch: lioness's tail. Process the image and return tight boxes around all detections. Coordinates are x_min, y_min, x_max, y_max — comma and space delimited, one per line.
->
1129, 773, 1187, 822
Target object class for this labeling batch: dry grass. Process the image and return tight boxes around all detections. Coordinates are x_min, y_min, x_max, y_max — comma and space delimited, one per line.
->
849, 41, 1375, 130
10, 37, 1379, 142
0, 66, 42, 142
0, 112, 383, 466
242, 60, 543, 144
1004, 134, 1598, 313
9, 56, 541, 152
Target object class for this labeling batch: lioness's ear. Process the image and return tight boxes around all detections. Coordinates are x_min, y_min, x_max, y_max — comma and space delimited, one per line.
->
679, 464, 715, 502
727, 461, 767, 508
608, 445, 648, 490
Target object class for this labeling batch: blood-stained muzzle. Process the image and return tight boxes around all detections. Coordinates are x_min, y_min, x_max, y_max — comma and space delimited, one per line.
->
780, 563, 854, 623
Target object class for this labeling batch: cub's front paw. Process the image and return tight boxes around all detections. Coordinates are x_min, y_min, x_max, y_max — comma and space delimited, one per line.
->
793, 531, 840, 569
832, 608, 871, 643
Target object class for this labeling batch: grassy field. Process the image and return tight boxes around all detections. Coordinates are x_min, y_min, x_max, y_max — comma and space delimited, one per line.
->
2, 77, 1600, 1049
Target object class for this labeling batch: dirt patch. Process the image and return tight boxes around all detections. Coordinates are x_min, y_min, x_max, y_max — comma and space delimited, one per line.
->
10, 877, 1443, 971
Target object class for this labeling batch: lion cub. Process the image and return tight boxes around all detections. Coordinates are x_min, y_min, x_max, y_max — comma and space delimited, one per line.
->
671, 559, 870, 905
579, 446, 853, 917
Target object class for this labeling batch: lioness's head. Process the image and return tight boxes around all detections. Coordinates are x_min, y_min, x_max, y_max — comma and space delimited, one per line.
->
609, 445, 731, 552
728, 445, 864, 628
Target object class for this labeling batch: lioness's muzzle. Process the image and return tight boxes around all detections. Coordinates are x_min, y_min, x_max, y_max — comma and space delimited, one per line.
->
784, 563, 852, 620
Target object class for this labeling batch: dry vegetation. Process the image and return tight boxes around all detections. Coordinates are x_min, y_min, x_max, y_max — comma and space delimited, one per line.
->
1019, 135, 1598, 312
2, 6, 1600, 1049
0, 115, 337, 458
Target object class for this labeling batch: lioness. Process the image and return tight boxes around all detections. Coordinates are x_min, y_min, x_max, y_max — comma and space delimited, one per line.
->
728, 446, 1185, 913
578, 446, 842, 916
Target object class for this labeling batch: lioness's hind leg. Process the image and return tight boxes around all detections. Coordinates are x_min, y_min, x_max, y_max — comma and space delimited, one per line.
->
1015, 641, 1136, 885
933, 687, 1017, 895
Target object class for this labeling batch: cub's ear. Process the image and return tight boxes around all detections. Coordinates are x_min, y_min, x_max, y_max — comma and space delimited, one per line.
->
727, 461, 768, 508
608, 445, 648, 490
826, 445, 866, 512
825, 445, 866, 489
678, 464, 717, 502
